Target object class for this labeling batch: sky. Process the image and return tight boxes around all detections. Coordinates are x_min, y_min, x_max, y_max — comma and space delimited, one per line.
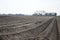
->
0, 0, 60, 15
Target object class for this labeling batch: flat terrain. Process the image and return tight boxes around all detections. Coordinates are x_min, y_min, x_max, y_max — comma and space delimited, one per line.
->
0, 16, 59, 40
57, 16, 60, 39
57, 16, 60, 32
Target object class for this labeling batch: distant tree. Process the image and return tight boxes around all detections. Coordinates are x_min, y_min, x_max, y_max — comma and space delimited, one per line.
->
49, 13, 57, 16
45, 13, 57, 16
49, 13, 52, 16
32, 13, 39, 16
45, 13, 48, 16
15, 14, 25, 16
54, 13, 57, 16
33, 11, 57, 16
39, 13, 42, 16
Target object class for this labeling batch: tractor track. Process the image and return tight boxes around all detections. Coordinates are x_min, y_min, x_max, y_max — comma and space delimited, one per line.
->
0, 16, 59, 40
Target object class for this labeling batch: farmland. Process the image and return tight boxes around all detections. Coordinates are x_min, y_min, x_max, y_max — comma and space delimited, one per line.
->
57, 16, 60, 40
0, 16, 59, 40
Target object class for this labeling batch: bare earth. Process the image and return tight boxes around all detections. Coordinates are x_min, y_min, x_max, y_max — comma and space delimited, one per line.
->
0, 16, 59, 40
57, 16, 60, 40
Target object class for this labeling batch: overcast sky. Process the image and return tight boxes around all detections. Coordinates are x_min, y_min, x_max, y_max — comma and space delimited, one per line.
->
0, 0, 60, 15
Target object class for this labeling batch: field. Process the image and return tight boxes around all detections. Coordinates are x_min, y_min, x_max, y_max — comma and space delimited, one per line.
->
57, 16, 60, 39
57, 16, 60, 32
0, 16, 59, 40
